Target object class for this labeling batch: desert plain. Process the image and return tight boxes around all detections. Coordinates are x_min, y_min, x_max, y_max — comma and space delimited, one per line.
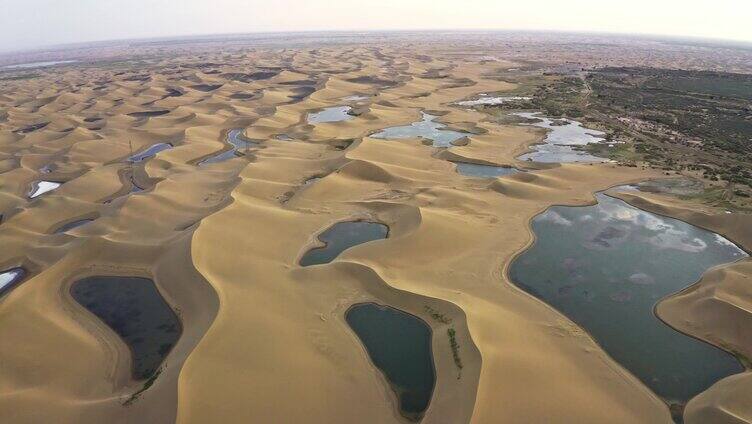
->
0, 32, 751, 424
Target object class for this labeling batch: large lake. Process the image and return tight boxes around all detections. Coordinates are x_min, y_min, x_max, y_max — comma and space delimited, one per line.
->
509, 193, 746, 409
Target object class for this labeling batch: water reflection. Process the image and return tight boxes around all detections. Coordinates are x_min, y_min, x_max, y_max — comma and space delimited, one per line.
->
509, 193, 745, 405
128, 143, 172, 163
454, 162, 519, 178
372, 113, 466, 148
0, 268, 26, 295
514, 112, 607, 163
343, 95, 370, 102
29, 181, 61, 198
307, 106, 353, 124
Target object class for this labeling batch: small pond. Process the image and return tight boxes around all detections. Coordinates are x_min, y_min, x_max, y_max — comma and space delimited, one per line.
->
343, 95, 370, 102
29, 181, 61, 198
372, 113, 466, 148
300, 221, 388, 266
0, 268, 26, 295
346, 303, 435, 421
71, 276, 181, 380
454, 162, 520, 178
307, 106, 354, 124
514, 112, 608, 163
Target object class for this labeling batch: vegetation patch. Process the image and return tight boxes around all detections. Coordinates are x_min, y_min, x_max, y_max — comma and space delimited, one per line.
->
482, 67, 752, 208
422, 306, 463, 377
447, 328, 463, 377
423, 305, 452, 324
123, 368, 162, 406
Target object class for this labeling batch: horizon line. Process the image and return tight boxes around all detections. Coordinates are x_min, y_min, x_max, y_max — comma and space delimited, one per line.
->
3, 27, 752, 57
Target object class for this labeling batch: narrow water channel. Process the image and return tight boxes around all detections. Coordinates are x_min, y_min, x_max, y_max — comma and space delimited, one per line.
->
54, 219, 93, 234
300, 221, 388, 266
198, 129, 258, 165
128, 143, 172, 163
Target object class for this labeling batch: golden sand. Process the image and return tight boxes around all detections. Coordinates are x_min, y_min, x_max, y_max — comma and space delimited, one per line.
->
0, 44, 747, 424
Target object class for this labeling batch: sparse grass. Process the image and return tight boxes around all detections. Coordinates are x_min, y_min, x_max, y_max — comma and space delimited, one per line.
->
422, 306, 463, 378
581, 142, 643, 164
483, 69, 752, 208
583, 68, 752, 173
447, 328, 463, 377
123, 368, 162, 406
423, 305, 452, 324
678, 187, 752, 213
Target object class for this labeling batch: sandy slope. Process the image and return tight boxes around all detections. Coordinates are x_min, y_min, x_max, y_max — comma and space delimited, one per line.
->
4, 41, 743, 424
178, 51, 670, 423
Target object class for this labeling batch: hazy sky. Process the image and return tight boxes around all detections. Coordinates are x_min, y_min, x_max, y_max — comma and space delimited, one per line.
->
2, 0, 751, 52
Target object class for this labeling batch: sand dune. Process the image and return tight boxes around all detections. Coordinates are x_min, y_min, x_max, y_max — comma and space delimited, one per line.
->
2, 41, 748, 424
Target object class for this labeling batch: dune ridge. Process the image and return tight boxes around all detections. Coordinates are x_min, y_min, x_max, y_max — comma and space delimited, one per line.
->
5, 42, 745, 424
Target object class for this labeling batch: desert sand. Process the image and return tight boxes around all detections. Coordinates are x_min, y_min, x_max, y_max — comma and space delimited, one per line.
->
0, 39, 748, 424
